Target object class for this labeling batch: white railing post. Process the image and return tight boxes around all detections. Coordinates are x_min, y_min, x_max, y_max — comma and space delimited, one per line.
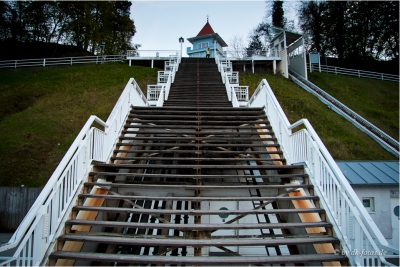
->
43, 59, 46, 67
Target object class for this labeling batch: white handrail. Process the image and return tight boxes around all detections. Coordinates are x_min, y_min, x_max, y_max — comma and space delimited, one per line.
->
216, 56, 242, 107
0, 78, 149, 266
247, 79, 398, 266
154, 57, 180, 106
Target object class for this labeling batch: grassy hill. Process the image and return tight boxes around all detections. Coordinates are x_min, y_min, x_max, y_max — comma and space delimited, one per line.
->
0, 63, 397, 187
0, 63, 160, 187
307, 72, 399, 140
240, 72, 398, 161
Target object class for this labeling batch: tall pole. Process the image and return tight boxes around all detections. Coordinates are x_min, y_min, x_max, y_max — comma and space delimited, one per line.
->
179, 37, 184, 58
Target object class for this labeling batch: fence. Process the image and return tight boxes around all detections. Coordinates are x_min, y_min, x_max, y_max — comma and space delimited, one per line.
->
0, 78, 149, 266
216, 57, 240, 107
0, 187, 42, 231
232, 86, 249, 102
147, 56, 180, 107
309, 64, 399, 82
0, 55, 124, 69
147, 85, 164, 102
247, 79, 398, 266
224, 49, 280, 59
227, 71, 239, 84
127, 50, 180, 59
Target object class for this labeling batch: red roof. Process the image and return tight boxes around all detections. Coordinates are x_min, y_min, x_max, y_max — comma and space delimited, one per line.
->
197, 22, 215, 36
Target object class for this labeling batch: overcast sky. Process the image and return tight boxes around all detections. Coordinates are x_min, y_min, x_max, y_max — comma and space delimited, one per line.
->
130, 1, 271, 56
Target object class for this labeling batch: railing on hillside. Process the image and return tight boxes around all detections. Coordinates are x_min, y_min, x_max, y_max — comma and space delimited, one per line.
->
227, 71, 239, 84
148, 56, 180, 107
157, 71, 170, 83
216, 57, 240, 107
0, 55, 124, 69
290, 70, 399, 157
127, 50, 180, 59
308, 64, 399, 82
247, 79, 398, 266
0, 78, 149, 266
147, 85, 164, 101
232, 86, 249, 102
224, 49, 281, 59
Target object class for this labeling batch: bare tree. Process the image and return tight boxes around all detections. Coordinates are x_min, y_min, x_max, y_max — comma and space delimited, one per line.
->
229, 35, 246, 59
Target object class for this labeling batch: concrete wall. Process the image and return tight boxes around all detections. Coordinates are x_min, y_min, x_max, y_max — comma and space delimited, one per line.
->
0, 187, 42, 231
351, 186, 394, 239
287, 37, 307, 79
277, 49, 288, 78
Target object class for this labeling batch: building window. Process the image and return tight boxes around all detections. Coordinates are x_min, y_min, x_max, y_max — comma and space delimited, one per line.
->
362, 197, 375, 212
198, 42, 208, 49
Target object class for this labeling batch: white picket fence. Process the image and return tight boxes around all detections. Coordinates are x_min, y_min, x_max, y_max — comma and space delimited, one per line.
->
309, 64, 399, 82
0, 55, 124, 69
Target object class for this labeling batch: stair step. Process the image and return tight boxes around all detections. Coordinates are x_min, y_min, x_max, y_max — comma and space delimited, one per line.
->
57, 234, 339, 247
48, 59, 345, 266
50, 251, 347, 265
77, 194, 319, 202
72, 206, 326, 215
65, 220, 330, 230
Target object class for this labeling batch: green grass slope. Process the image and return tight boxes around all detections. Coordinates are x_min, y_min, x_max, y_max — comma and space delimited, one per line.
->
0, 65, 397, 187
240, 72, 398, 161
0, 63, 160, 187
307, 72, 399, 140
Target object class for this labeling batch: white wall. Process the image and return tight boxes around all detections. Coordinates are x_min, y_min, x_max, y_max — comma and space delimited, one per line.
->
351, 185, 398, 245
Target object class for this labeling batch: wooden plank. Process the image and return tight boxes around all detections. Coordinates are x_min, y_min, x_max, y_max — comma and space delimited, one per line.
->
256, 123, 283, 166
58, 234, 339, 247
115, 142, 280, 148
119, 136, 277, 141
92, 163, 300, 170
109, 156, 284, 162
131, 106, 264, 111
122, 130, 265, 135
72, 206, 325, 215
84, 182, 312, 190
89, 172, 307, 180
50, 251, 348, 264
65, 220, 332, 230
113, 149, 284, 155
124, 124, 273, 130
0, 187, 41, 231
78, 194, 319, 202
128, 115, 268, 120
289, 180, 340, 267
55, 186, 108, 266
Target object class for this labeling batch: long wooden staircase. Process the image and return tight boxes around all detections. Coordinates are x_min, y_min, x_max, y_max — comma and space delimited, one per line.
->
49, 58, 348, 266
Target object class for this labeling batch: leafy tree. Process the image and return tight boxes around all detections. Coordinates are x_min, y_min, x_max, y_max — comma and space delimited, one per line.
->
247, 0, 294, 51
0, 0, 136, 56
248, 32, 264, 51
298, 1, 327, 54
298, 1, 399, 60
272, 0, 284, 28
